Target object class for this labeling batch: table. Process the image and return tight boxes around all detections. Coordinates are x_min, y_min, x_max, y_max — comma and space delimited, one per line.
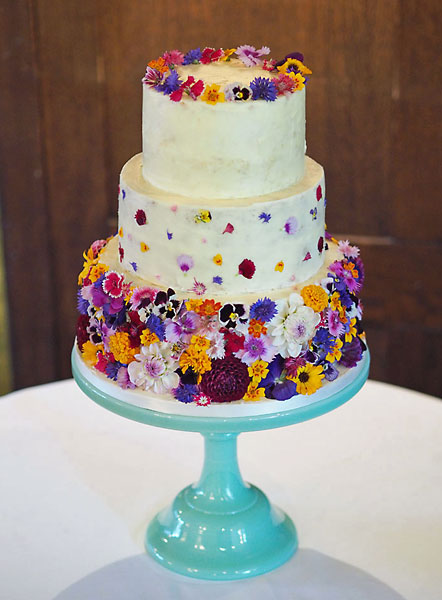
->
1, 379, 441, 599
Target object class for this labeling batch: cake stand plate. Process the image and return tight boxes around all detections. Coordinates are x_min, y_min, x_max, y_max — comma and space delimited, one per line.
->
72, 347, 370, 580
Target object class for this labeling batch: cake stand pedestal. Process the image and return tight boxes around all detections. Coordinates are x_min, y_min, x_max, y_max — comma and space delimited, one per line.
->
72, 348, 370, 581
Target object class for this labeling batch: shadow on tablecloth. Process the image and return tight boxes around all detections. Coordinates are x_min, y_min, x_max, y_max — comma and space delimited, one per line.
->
53, 548, 405, 600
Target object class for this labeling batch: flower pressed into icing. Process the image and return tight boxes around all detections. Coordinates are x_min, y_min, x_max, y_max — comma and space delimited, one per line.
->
128, 343, 179, 394
268, 293, 320, 358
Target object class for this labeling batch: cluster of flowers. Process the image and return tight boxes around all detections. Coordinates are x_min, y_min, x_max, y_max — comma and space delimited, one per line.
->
142, 45, 312, 105
76, 235, 366, 406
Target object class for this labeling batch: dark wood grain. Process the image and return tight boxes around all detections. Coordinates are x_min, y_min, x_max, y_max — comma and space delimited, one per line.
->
1, 0, 441, 397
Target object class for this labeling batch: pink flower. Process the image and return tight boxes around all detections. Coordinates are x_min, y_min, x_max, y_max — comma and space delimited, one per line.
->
316, 185, 323, 201
117, 366, 136, 389
338, 240, 360, 259
135, 209, 147, 225
130, 286, 157, 310
170, 76, 204, 102
236, 45, 270, 67
190, 278, 207, 296
262, 59, 277, 71
142, 66, 164, 87
102, 271, 124, 298
235, 334, 277, 366
91, 239, 107, 258
223, 223, 234, 234
272, 73, 295, 96
194, 393, 211, 406
303, 252, 312, 262
177, 254, 194, 272
162, 50, 184, 66
327, 309, 344, 337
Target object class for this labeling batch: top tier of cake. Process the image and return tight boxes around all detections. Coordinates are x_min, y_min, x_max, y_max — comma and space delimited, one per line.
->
142, 52, 307, 199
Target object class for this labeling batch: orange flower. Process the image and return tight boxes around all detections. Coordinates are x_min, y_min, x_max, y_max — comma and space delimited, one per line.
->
275, 261, 284, 272
248, 319, 267, 338
301, 284, 329, 312
147, 57, 169, 74
213, 254, 223, 266
140, 242, 150, 252
194, 299, 222, 316
185, 298, 203, 312
118, 227, 123, 237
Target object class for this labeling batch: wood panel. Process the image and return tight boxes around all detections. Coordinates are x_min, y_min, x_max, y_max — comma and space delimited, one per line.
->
1, 0, 441, 398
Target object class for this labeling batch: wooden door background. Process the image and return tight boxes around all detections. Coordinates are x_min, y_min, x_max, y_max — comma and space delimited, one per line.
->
1, 0, 441, 396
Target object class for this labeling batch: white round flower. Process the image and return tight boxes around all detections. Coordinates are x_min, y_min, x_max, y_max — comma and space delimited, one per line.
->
205, 329, 226, 360
268, 293, 320, 358
128, 343, 179, 394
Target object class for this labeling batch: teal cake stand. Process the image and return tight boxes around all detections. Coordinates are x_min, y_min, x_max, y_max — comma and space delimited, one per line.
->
72, 347, 370, 581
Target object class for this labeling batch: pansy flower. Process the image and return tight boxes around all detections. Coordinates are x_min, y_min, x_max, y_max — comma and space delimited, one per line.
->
219, 303, 247, 329
153, 288, 181, 319
224, 82, 252, 101
260, 354, 297, 400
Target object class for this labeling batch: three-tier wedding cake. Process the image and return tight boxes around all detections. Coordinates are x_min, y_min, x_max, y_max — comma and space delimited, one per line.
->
75, 45, 367, 409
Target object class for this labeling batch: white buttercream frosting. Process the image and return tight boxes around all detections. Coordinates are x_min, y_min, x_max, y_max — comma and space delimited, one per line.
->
142, 59, 306, 199
118, 154, 325, 295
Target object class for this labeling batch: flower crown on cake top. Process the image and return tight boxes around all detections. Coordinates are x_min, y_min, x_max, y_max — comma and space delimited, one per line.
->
76, 234, 366, 406
142, 45, 312, 104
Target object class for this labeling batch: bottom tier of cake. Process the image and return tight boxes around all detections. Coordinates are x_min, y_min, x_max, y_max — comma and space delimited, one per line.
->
76, 233, 366, 408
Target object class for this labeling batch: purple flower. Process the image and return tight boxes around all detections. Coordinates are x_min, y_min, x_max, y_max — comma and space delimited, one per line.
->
173, 383, 199, 403
327, 309, 345, 337
260, 355, 298, 401
130, 261, 138, 272
177, 254, 194, 272
323, 362, 339, 382
275, 51, 304, 68
235, 334, 277, 366
249, 297, 277, 323
155, 70, 182, 95
183, 47, 202, 65
250, 77, 277, 101
77, 290, 89, 315
339, 337, 363, 368
259, 212, 271, 223
165, 311, 199, 343
146, 313, 165, 341
310, 207, 318, 220
142, 66, 163, 87
312, 327, 336, 359
167, 230, 173, 240
236, 45, 270, 67
106, 361, 124, 380
213, 276, 223, 285
284, 216, 299, 235
116, 366, 136, 389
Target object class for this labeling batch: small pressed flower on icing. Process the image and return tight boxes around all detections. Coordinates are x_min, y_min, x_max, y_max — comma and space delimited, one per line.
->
194, 210, 212, 223
223, 223, 234, 234
303, 252, 311, 261
213, 254, 223, 266
140, 242, 150, 252
301, 284, 328, 313
284, 217, 298, 235
310, 207, 318, 220
201, 83, 225, 105
213, 276, 223, 285
259, 212, 271, 223
275, 261, 284, 272
135, 209, 147, 225
190, 278, 207, 296
238, 259, 256, 279
318, 236, 324, 253
167, 230, 173, 240
316, 185, 322, 201
177, 254, 194, 272
118, 227, 123, 237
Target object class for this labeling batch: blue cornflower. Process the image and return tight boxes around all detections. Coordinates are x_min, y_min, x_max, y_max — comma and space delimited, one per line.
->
155, 71, 182, 95
77, 290, 89, 315
259, 212, 271, 223
212, 276, 223, 285
146, 313, 166, 341
250, 77, 277, 101
183, 47, 202, 65
312, 328, 335, 357
173, 383, 199, 404
249, 297, 277, 323
130, 261, 138, 272
106, 361, 124, 380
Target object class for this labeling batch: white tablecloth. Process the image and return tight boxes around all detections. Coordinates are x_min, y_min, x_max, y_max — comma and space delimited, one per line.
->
1, 379, 441, 600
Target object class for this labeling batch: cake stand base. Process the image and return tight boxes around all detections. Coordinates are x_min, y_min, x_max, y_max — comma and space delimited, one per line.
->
145, 432, 296, 580
72, 346, 369, 581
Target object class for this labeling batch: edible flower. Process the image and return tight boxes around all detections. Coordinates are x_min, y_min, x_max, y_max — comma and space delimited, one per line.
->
235, 44, 270, 67
250, 77, 277, 101
201, 83, 225, 104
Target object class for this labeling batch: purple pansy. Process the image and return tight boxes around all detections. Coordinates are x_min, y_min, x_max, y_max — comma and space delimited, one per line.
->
284, 216, 298, 235
260, 355, 298, 400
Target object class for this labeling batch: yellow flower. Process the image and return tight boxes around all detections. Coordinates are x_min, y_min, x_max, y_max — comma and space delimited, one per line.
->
179, 345, 211, 375
108, 332, 138, 364
288, 72, 305, 91
294, 364, 324, 395
275, 261, 284, 272
140, 242, 150, 252
221, 48, 236, 61
301, 284, 329, 312
277, 58, 312, 76
194, 210, 212, 223
81, 341, 103, 366
213, 254, 223, 266
345, 318, 357, 343
189, 335, 211, 352
326, 338, 343, 363
329, 292, 347, 322
244, 381, 266, 401
140, 329, 160, 346
185, 298, 203, 312
201, 83, 225, 105
118, 227, 123, 237
248, 360, 269, 383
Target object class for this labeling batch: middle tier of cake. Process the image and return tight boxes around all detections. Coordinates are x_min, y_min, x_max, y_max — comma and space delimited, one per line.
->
118, 154, 326, 295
